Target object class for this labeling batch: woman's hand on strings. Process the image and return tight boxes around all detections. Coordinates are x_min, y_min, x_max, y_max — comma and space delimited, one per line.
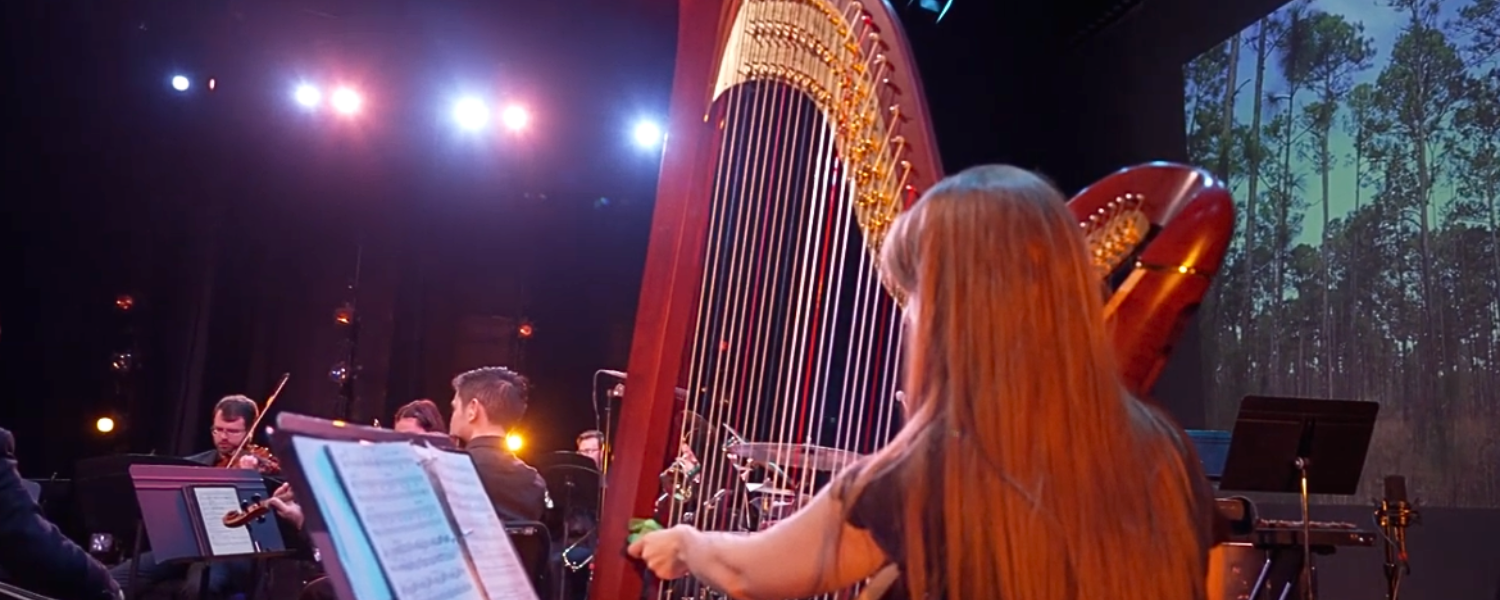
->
627, 525, 698, 580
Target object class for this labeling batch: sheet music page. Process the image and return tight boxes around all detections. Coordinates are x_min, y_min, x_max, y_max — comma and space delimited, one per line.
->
415, 445, 538, 600
326, 442, 484, 600
191, 487, 258, 556
292, 437, 393, 599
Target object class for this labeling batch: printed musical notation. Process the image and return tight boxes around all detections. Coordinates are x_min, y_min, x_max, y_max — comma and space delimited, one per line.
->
326, 442, 484, 600
420, 446, 538, 600
191, 487, 257, 556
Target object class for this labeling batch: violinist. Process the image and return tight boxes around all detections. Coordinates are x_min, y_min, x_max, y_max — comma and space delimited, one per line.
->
187, 395, 281, 474
109, 395, 267, 596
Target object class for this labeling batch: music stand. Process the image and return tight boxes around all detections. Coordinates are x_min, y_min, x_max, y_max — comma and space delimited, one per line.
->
1218, 396, 1379, 600
0, 581, 56, 600
74, 454, 205, 555
125, 465, 292, 599
1185, 429, 1231, 481
267, 412, 459, 600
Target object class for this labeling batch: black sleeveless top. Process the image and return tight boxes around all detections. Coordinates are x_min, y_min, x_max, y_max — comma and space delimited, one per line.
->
840, 459, 931, 600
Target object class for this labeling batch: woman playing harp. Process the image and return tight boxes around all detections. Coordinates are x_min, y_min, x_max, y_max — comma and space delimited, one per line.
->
592, 0, 944, 597
629, 165, 1219, 600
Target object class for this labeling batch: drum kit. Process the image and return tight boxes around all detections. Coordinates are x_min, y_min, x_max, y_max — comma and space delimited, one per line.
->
652, 411, 864, 534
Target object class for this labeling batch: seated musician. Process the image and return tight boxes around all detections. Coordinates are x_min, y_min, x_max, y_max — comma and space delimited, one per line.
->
575, 429, 604, 469
447, 366, 548, 522
110, 395, 273, 597
391, 398, 446, 435
629, 165, 1219, 600
292, 367, 549, 600
557, 430, 607, 600
0, 427, 123, 600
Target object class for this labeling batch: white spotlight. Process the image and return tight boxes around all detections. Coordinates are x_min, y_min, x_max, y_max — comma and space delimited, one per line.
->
453, 97, 489, 131
171, 75, 190, 91
294, 84, 321, 108
501, 105, 530, 132
331, 87, 362, 115
633, 120, 664, 148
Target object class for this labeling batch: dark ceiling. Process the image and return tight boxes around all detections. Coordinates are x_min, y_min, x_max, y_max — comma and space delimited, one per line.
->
1056, 0, 1152, 46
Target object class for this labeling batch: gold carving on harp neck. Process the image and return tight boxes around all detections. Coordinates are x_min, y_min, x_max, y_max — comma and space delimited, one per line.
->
1081, 193, 1150, 277
733, 0, 913, 295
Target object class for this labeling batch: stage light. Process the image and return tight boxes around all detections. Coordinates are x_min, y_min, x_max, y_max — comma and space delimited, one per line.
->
171, 76, 190, 91
208, 78, 217, 91
505, 433, 524, 452
517, 322, 534, 338
633, 120, 663, 148
96, 417, 116, 434
294, 84, 321, 108
331, 88, 362, 115
501, 105, 529, 132
453, 97, 489, 131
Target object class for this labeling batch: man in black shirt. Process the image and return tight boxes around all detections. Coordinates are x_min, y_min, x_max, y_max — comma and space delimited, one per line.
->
0, 427, 122, 600
447, 366, 548, 522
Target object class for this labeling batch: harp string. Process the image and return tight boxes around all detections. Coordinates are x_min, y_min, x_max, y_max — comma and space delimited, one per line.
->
752, 80, 796, 469
651, 2, 915, 597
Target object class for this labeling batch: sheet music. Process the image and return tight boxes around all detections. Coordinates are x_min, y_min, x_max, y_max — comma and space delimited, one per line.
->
415, 445, 538, 600
326, 442, 484, 600
292, 437, 392, 599
191, 487, 257, 556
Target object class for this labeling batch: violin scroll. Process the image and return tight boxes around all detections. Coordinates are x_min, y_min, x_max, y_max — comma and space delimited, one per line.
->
222, 499, 272, 528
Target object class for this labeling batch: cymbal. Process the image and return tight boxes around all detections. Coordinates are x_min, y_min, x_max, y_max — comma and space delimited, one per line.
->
726, 442, 863, 472
744, 482, 797, 496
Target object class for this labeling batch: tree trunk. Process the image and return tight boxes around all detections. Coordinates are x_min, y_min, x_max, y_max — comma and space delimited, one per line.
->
1244, 20, 1269, 390
1274, 85, 1296, 392
1321, 119, 1333, 397
1217, 33, 1242, 183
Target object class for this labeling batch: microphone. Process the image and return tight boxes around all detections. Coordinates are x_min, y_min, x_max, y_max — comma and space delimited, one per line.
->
608, 383, 626, 398
1377, 474, 1417, 600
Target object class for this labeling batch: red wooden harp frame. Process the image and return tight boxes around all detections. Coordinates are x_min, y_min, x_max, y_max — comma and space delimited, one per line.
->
1067, 162, 1236, 398
590, 1, 944, 598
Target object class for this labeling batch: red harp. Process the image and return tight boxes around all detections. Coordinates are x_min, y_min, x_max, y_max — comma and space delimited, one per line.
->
1067, 162, 1236, 398
591, 0, 943, 598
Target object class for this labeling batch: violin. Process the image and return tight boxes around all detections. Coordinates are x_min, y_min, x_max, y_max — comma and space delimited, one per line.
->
223, 496, 273, 528
223, 483, 289, 528
216, 443, 282, 475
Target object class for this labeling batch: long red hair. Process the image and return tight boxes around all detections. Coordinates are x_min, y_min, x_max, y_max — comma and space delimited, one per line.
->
845, 164, 1212, 600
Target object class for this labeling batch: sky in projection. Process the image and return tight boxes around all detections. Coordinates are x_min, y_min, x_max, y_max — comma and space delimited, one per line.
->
1219, 0, 1471, 247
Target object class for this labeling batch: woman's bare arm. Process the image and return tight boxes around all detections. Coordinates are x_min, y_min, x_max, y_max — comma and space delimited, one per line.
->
680, 486, 888, 600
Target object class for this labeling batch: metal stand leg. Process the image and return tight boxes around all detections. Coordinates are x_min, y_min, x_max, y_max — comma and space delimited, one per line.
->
1295, 457, 1314, 600
127, 520, 144, 600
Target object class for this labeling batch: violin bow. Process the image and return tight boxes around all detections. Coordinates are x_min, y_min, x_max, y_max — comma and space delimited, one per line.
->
224, 372, 291, 468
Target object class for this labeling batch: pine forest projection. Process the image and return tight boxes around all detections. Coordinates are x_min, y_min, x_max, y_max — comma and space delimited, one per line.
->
1186, 0, 1500, 508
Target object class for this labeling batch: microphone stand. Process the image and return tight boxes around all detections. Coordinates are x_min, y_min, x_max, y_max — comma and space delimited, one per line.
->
593, 369, 625, 474
1377, 475, 1416, 600
337, 242, 363, 422
1294, 455, 1314, 600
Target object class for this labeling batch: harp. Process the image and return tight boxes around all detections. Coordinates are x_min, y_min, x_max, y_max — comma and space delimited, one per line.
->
591, 0, 943, 598
1068, 162, 1235, 398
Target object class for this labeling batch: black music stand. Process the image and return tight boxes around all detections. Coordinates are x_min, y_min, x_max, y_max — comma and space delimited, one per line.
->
1185, 429, 1231, 481
74, 454, 205, 556
0, 581, 56, 600
1218, 396, 1379, 600
125, 465, 292, 599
